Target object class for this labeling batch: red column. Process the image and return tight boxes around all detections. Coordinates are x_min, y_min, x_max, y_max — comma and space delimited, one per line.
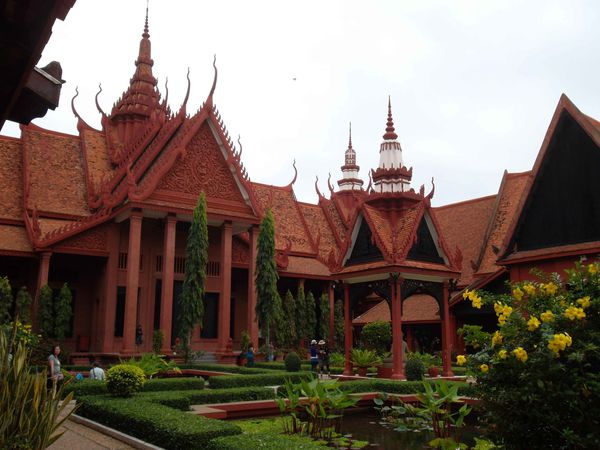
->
160, 215, 177, 353
218, 221, 233, 352
442, 281, 454, 376
33, 251, 51, 329
391, 275, 405, 380
100, 225, 119, 352
343, 283, 353, 376
328, 282, 335, 344
122, 213, 142, 354
247, 225, 259, 347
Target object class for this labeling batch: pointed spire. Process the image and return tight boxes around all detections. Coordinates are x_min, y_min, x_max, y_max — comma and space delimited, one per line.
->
338, 121, 363, 191
143, 1, 149, 38
348, 122, 353, 149
383, 96, 398, 140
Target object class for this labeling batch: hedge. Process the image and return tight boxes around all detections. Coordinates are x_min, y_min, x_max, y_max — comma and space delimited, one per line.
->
77, 395, 241, 449
64, 376, 205, 398
337, 379, 476, 397
179, 363, 271, 374
208, 372, 313, 389
207, 433, 324, 450
138, 387, 277, 410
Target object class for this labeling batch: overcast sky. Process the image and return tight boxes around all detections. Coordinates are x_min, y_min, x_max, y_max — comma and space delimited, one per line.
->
3, 0, 600, 206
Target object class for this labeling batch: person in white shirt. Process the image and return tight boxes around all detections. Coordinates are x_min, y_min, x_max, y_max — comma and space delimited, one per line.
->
89, 362, 105, 381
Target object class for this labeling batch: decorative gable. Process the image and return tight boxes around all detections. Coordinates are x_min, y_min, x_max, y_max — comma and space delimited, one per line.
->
345, 216, 384, 266
406, 217, 445, 264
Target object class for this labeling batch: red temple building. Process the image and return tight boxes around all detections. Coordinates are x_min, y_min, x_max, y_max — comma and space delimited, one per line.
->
1, 11, 600, 376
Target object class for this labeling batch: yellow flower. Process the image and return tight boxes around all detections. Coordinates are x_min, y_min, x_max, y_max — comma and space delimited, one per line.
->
502, 305, 513, 316
456, 355, 467, 366
498, 314, 507, 326
540, 310, 554, 323
462, 289, 471, 300
527, 316, 541, 331
523, 284, 536, 296
564, 306, 586, 321
588, 263, 598, 275
494, 302, 504, 316
513, 347, 528, 362
548, 333, 573, 356
480, 364, 489, 373
498, 349, 508, 359
512, 287, 524, 301
492, 330, 503, 347
471, 295, 482, 309
577, 296, 591, 309
542, 282, 558, 295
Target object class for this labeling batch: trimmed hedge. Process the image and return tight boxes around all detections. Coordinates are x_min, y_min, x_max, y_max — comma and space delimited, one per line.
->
64, 376, 205, 398
337, 379, 476, 397
208, 372, 313, 389
138, 387, 277, 410
77, 395, 241, 449
253, 361, 346, 374
207, 433, 324, 450
179, 363, 270, 375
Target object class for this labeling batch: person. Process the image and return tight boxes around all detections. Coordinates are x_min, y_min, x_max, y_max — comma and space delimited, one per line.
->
318, 340, 330, 378
89, 362, 106, 381
268, 342, 275, 362
135, 324, 143, 346
246, 345, 255, 367
47, 345, 64, 391
309, 339, 318, 372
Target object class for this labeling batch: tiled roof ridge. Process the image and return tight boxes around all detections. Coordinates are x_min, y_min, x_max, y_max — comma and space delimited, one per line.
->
434, 193, 497, 211
425, 206, 461, 271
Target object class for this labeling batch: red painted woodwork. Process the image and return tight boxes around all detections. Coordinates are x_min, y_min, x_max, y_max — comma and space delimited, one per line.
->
122, 213, 142, 353
218, 222, 233, 352
328, 282, 335, 345
391, 276, 405, 380
247, 225, 259, 347
33, 251, 51, 328
160, 215, 176, 353
343, 283, 353, 376
441, 281, 453, 377
99, 224, 119, 352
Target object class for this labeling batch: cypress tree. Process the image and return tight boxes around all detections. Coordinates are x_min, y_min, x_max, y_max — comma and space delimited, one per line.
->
333, 299, 345, 351
294, 285, 306, 345
255, 209, 281, 349
0, 276, 12, 325
179, 192, 209, 361
318, 292, 330, 339
38, 285, 54, 338
305, 291, 317, 341
54, 283, 72, 340
280, 290, 297, 349
15, 287, 32, 324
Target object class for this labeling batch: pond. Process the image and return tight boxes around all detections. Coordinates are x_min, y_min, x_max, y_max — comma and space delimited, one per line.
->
339, 410, 483, 450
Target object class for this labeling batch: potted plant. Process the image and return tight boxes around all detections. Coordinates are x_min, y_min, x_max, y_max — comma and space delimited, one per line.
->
423, 352, 442, 378
350, 348, 381, 377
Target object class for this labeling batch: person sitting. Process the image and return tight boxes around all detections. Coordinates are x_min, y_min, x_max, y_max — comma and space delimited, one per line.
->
89, 362, 105, 381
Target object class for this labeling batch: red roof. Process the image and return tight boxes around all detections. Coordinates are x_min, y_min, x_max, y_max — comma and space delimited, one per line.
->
0, 136, 23, 220
352, 295, 441, 325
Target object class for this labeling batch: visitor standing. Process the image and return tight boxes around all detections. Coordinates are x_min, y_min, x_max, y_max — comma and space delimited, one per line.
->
47, 345, 64, 391
89, 362, 106, 381
135, 324, 143, 347
246, 345, 255, 367
310, 340, 318, 372
318, 340, 330, 378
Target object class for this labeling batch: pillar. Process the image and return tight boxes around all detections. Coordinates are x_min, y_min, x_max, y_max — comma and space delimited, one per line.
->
218, 221, 233, 352
33, 251, 52, 329
328, 282, 335, 345
391, 275, 405, 379
160, 215, 177, 353
247, 225, 259, 347
122, 213, 142, 353
343, 283, 353, 376
442, 281, 454, 376
100, 225, 119, 352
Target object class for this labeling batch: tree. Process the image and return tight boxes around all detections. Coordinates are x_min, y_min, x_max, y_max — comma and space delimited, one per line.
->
255, 209, 282, 349
318, 292, 330, 340
0, 276, 12, 325
179, 192, 209, 361
279, 290, 297, 349
305, 291, 317, 340
15, 287, 32, 325
294, 284, 306, 345
38, 285, 54, 338
54, 283, 72, 340
333, 299, 345, 351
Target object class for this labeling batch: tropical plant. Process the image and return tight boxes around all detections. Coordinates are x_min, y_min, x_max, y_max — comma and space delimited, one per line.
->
0, 276, 12, 325
179, 192, 209, 363
106, 364, 146, 397
15, 287, 32, 325
329, 352, 345, 367
458, 260, 600, 449
37, 285, 54, 338
255, 209, 282, 351
360, 320, 391, 355
318, 292, 329, 340
284, 351, 301, 372
152, 329, 164, 354
405, 357, 425, 381
54, 283, 72, 340
333, 299, 344, 351
240, 330, 251, 353
0, 321, 74, 449
122, 353, 180, 378
350, 348, 381, 368
305, 291, 317, 341
275, 379, 303, 435
280, 290, 297, 349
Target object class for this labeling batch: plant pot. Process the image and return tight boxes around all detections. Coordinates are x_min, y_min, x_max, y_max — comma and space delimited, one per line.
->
427, 366, 440, 377
357, 367, 368, 377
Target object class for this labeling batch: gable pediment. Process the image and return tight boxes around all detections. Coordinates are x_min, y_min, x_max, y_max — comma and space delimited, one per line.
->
344, 215, 384, 266
406, 214, 445, 264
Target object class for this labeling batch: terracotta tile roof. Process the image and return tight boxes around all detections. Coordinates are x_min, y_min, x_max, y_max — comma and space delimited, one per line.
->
476, 171, 530, 275
0, 224, 32, 252
322, 198, 348, 243
251, 183, 314, 254
0, 136, 23, 220
402, 294, 440, 321
298, 203, 338, 261
500, 240, 600, 264
353, 300, 389, 325
336, 258, 456, 276
433, 195, 497, 286
23, 126, 90, 217
81, 128, 114, 192
284, 256, 330, 276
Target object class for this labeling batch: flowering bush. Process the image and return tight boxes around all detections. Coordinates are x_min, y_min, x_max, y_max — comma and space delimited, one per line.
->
457, 260, 600, 449
106, 364, 146, 397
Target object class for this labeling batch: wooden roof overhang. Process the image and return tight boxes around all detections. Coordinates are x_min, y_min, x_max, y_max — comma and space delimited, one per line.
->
334, 261, 460, 285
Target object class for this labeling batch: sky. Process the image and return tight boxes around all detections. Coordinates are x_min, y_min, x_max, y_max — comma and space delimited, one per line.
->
2, 0, 600, 206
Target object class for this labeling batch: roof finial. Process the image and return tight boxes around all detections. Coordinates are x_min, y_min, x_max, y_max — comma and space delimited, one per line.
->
143, 0, 149, 38
348, 122, 353, 149
383, 95, 398, 140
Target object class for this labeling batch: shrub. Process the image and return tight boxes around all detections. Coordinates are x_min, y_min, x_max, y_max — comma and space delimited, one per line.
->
64, 376, 204, 399
106, 364, 146, 397
122, 353, 180, 378
338, 379, 475, 397
179, 363, 268, 374
459, 261, 600, 449
350, 348, 382, 368
138, 386, 276, 410
207, 433, 323, 450
360, 320, 392, 355
77, 395, 241, 449
284, 351, 301, 372
405, 358, 425, 381
208, 372, 312, 389
152, 329, 164, 354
